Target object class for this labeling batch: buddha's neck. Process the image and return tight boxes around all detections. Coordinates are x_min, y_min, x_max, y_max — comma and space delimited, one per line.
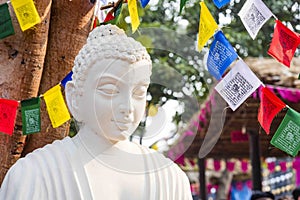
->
73, 125, 132, 157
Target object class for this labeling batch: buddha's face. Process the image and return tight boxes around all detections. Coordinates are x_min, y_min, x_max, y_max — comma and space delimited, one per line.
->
79, 58, 151, 143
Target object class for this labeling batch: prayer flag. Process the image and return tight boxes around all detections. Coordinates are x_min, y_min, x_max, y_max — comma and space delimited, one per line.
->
0, 99, 19, 136
61, 71, 73, 89
267, 20, 300, 68
212, 0, 230, 9
215, 60, 261, 111
103, 12, 115, 23
198, 1, 218, 51
11, 0, 41, 31
141, 0, 150, 8
128, 0, 140, 33
21, 97, 41, 135
43, 85, 70, 128
258, 87, 286, 134
238, 0, 273, 39
0, 3, 15, 39
92, 16, 100, 29
207, 31, 238, 80
271, 108, 300, 157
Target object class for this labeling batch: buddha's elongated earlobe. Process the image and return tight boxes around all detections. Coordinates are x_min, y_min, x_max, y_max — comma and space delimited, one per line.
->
65, 81, 82, 122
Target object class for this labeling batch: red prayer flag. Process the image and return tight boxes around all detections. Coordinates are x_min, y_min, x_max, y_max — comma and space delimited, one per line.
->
258, 87, 286, 134
104, 12, 114, 23
267, 20, 300, 67
0, 99, 19, 136
92, 16, 99, 29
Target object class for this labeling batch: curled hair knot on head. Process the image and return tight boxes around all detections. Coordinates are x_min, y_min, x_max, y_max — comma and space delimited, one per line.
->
68, 24, 152, 118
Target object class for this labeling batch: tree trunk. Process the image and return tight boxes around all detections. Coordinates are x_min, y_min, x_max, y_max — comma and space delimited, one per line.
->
21, 0, 95, 155
0, 0, 51, 183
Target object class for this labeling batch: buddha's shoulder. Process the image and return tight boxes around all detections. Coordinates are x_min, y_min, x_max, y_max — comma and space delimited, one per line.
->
12, 137, 75, 169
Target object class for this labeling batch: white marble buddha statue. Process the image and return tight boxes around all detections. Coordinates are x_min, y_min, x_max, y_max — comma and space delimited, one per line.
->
0, 24, 192, 200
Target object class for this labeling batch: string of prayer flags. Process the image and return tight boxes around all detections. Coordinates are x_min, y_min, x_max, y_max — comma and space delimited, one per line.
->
21, 97, 41, 135
128, 0, 140, 33
198, 1, 218, 51
212, 0, 231, 9
238, 0, 273, 40
0, 99, 19, 136
271, 108, 300, 157
215, 60, 261, 111
43, 85, 70, 128
267, 20, 300, 68
141, 0, 150, 8
207, 31, 238, 80
0, 3, 15, 39
60, 71, 73, 89
257, 87, 286, 134
11, 0, 41, 31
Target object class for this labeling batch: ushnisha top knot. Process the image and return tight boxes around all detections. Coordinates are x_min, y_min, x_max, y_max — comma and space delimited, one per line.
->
71, 24, 152, 97
87, 24, 125, 42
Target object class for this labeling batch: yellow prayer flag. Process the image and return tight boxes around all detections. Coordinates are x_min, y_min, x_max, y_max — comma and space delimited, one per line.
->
11, 0, 41, 31
43, 85, 70, 128
198, 1, 218, 51
128, 0, 140, 33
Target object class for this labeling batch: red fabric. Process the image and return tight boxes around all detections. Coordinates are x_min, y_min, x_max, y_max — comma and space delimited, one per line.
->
267, 162, 275, 172
174, 154, 185, 166
279, 161, 287, 172
241, 160, 248, 172
226, 161, 235, 172
267, 20, 300, 67
258, 87, 286, 134
104, 12, 115, 23
92, 16, 99, 29
0, 99, 19, 136
214, 160, 221, 171
230, 130, 249, 143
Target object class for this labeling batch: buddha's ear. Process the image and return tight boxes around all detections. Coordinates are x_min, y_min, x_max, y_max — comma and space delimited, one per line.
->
65, 81, 82, 122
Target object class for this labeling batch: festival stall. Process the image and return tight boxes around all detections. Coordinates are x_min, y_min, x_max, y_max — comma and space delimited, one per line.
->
167, 58, 300, 199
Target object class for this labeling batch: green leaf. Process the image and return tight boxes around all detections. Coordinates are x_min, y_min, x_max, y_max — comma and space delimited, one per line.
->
179, 0, 189, 15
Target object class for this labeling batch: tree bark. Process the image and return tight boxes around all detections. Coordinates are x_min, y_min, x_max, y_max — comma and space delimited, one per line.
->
21, 0, 95, 155
0, 0, 52, 183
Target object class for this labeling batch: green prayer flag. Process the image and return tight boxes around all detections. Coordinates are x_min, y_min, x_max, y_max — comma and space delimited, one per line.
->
271, 108, 300, 157
0, 3, 15, 39
21, 97, 41, 135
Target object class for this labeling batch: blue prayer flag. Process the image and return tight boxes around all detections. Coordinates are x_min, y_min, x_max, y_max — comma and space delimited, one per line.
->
61, 71, 73, 88
141, 0, 150, 8
213, 0, 231, 9
207, 31, 238, 80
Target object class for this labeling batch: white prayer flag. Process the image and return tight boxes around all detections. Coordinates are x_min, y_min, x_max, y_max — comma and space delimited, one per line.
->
238, 0, 273, 39
215, 60, 262, 111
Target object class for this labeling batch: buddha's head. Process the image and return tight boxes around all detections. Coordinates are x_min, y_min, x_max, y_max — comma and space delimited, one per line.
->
66, 24, 152, 143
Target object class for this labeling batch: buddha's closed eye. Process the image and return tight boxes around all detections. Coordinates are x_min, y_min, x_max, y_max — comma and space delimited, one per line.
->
97, 84, 119, 96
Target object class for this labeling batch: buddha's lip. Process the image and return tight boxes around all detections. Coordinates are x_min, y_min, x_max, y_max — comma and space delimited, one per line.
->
113, 120, 132, 130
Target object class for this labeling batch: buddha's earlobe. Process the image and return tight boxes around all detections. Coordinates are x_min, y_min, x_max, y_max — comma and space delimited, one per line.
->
65, 82, 82, 122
